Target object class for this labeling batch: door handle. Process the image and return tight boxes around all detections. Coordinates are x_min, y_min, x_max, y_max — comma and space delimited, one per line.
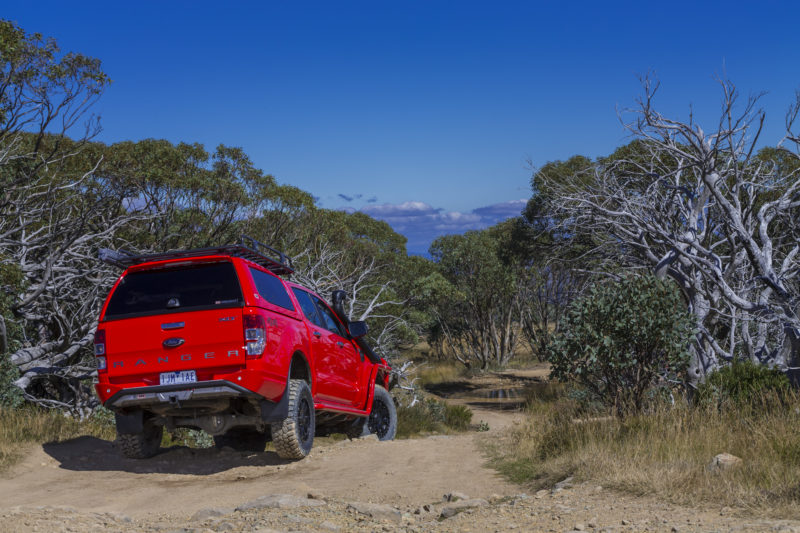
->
313, 331, 321, 338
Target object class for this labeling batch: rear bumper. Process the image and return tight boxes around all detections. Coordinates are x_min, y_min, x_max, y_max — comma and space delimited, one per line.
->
105, 380, 262, 410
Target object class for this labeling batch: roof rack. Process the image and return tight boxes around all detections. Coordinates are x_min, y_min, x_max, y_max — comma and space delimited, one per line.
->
98, 235, 295, 276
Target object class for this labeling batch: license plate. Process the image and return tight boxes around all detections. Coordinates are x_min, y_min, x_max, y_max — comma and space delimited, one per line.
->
159, 370, 197, 385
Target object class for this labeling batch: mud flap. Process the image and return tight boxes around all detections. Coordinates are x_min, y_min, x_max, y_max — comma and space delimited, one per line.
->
260, 376, 291, 423
115, 411, 144, 434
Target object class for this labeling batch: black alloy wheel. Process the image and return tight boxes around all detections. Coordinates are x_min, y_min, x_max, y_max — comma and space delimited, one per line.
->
367, 385, 397, 441
297, 394, 312, 445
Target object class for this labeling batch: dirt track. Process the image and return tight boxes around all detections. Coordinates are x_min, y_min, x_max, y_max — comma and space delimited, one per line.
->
3, 370, 800, 532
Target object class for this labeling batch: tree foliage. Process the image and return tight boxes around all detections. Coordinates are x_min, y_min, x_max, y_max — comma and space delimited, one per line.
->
0, 19, 418, 413
548, 275, 694, 414
427, 220, 525, 368
534, 78, 800, 382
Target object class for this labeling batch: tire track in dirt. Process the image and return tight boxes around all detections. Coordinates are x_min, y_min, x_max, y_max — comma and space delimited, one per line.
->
0, 381, 523, 519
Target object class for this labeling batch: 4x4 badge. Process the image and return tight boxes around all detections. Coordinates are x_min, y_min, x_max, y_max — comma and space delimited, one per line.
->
163, 337, 185, 348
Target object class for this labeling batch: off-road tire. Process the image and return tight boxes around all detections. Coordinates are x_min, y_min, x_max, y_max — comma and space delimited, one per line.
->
366, 385, 397, 441
213, 427, 269, 452
271, 379, 315, 460
118, 421, 163, 459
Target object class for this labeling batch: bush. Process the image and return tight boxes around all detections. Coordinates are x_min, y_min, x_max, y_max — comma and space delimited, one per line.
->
0, 354, 22, 408
396, 396, 474, 437
164, 428, 214, 448
696, 359, 791, 409
547, 275, 694, 414
444, 404, 473, 430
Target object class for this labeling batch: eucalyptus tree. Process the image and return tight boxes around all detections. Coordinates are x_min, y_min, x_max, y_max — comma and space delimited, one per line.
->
428, 220, 525, 368
0, 20, 131, 414
537, 77, 800, 382
291, 209, 415, 358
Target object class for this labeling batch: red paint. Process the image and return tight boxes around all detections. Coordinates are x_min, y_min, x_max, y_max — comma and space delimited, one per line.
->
94, 253, 390, 414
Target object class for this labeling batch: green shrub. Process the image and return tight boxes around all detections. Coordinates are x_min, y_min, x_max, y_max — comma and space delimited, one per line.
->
0, 354, 22, 408
444, 404, 473, 430
696, 359, 790, 409
547, 275, 694, 414
0, 263, 24, 408
164, 428, 214, 448
396, 396, 474, 437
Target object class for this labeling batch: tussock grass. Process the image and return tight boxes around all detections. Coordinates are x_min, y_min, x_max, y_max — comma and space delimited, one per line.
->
491, 385, 800, 517
0, 407, 115, 471
414, 361, 469, 388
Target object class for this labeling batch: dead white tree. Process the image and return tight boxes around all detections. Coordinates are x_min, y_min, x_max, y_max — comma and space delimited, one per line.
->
0, 21, 143, 415
291, 242, 408, 357
540, 77, 800, 382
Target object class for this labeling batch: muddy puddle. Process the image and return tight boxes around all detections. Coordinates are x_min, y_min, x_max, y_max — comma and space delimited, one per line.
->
426, 373, 550, 412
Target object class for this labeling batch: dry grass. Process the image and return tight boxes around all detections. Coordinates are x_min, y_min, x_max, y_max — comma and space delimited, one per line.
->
0, 407, 115, 471
491, 385, 800, 518
414, 360, 469, 388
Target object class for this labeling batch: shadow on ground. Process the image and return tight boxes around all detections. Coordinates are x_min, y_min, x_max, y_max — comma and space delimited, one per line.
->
43, 436, 289, 475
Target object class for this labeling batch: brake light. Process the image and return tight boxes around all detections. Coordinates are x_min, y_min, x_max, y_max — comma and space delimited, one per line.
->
243, 314, 266, 358
94, 329, 106, 356
94, 329, 107, 373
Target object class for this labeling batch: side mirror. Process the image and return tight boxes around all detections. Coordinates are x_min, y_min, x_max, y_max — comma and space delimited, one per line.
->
348, 320, 368, 339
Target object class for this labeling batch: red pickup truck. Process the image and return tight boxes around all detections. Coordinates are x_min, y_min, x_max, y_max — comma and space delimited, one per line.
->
95, 238, 396, 460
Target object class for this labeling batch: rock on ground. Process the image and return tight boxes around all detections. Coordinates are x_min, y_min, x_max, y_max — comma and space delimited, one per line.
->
235, 494, 327, 511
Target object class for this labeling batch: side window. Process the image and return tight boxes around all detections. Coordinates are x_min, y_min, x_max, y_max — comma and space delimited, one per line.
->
312, 296, 346, 337
292, 288, 323, 327
250, 268, 295, 311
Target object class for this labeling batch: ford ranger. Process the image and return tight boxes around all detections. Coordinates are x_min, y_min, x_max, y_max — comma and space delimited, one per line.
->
95, 237, 396, 460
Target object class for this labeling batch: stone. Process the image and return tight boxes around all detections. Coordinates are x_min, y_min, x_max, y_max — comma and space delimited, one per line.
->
235, 494, 326, 511
574, 523, 585, 531
443, 491, 470, 502
346, 502, 402, 523
190, 508, 232, 522
535, 489, 549, 499
708, 453, 743, 472
440, 498, 489, 519
554, 476, 574, 490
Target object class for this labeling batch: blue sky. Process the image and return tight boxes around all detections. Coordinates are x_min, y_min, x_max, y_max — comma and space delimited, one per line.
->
5, 1, 800, 253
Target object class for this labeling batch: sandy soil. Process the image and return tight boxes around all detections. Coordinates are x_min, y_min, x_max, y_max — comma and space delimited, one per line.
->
2, 369, 800, 532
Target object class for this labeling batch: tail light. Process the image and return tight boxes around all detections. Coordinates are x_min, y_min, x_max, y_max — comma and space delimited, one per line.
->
94, 329, 107, 373
243, 314, 266, 359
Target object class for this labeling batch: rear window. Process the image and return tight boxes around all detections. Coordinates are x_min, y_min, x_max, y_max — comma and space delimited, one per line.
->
292, 287, 322, 327
250, 268, 295, 311
104, 262, 243, 319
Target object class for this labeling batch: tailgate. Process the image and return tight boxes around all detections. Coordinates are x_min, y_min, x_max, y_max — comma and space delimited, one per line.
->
104, 309, 245, 377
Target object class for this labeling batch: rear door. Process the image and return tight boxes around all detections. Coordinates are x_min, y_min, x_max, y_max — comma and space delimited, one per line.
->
290, 287, 340, 402
102, 261, 246, 380
308, 292, 361, 406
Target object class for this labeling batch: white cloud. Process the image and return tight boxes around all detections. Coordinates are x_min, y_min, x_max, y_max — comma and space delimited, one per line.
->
357, 198, 528, 254
361, 201, 442, 218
